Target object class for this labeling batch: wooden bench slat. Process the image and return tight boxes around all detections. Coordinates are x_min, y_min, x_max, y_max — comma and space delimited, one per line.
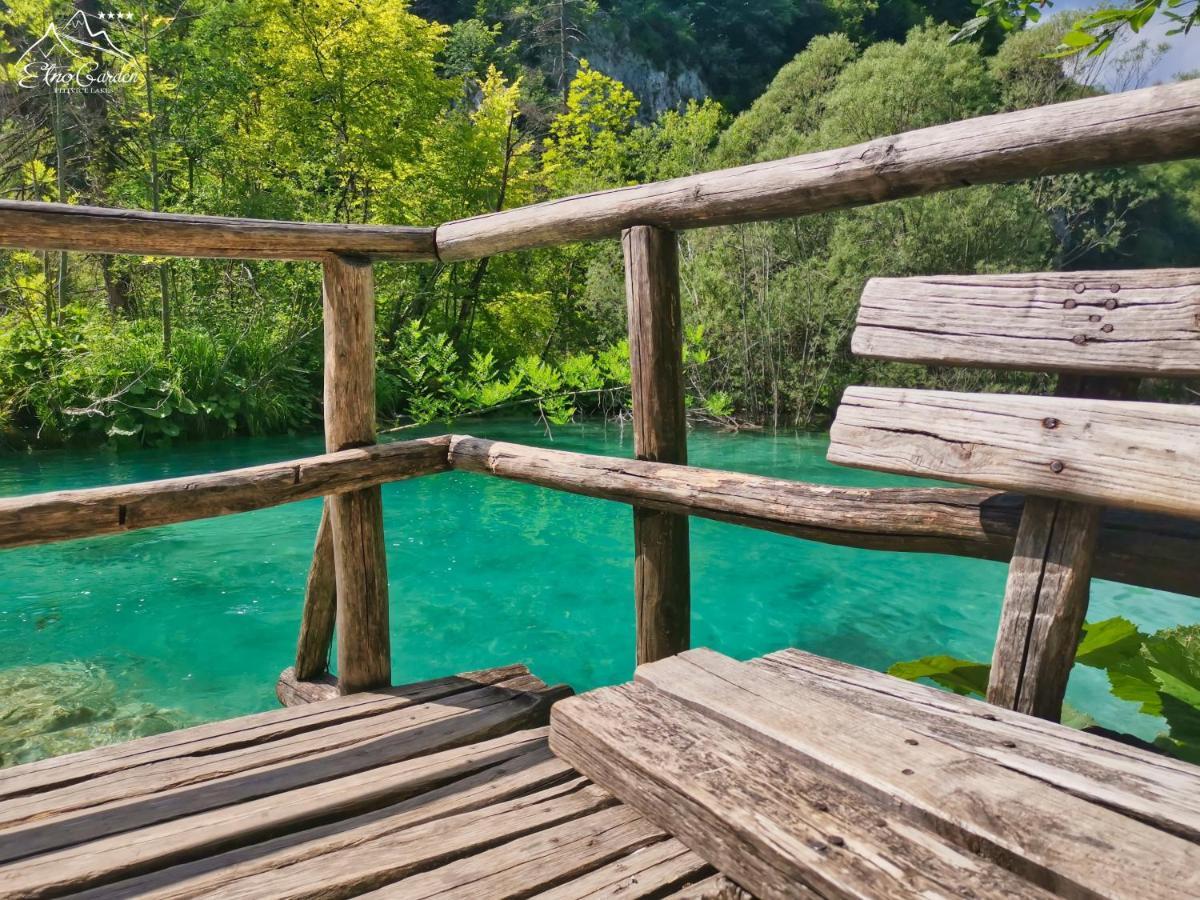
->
552, 677, 1057, 899
854, 270, 1200, 375
828, 387, 1200, 518
621, 649, 1200, 899
754, 649, 1200, 840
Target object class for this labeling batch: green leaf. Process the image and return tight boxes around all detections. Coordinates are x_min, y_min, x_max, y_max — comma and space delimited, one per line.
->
1075, 617, 1146, 669
887, 655, 990, 697
1061, 29, 1098, 48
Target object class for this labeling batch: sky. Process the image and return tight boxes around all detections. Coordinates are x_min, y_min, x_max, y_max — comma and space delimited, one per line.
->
1050, 0, 1199, 88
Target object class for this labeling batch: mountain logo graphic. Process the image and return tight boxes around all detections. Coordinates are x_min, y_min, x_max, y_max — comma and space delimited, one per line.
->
17, 10, 139, 91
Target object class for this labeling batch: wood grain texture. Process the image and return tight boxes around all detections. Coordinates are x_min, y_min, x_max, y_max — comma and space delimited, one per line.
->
294, 502, 337, 680
322, 254, 391, 694
552, 680, 1054, 899
533, 836, 714, 899
0, 436, 449, 550
756, 649, 1200, 841
828, 387, 1200, 518
854, 270, 1200, 375
275, 666, 339, 705
0, 674, 568, 865
435, 79, 1200, 260
989, 498, 1101, 719
449, 436, 1200, 597
625, 649, 1200, 899
0, 664, 538, 800
0, 199, 437, 260
624, 226, 691, 664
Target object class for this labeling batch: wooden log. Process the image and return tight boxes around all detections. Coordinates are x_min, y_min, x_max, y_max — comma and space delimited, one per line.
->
322, 254, 391, 694
624, 226, 690, 664
435, 80, 1200, 260
620, 649, 1200, 899
448, 435, 1200, 598
758, 648, 1200, 840
989, 498, 1101, 720
294, 502, 337, 680
0, 437, 449, 550
828, 387, 1200, 518
552, 676, 1056, 899
0, 200, 437, 260
275, 666, 340, 706
987, 377, 1131, 721
854, 270, 1200, 376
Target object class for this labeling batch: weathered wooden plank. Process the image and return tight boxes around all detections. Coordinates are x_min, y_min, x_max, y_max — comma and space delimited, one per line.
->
0, 731, 552, 897
828, 388, 1200, 518
0, 436, 449, 550
171, 779, 614, 899
624, 226, 691, 664
854, 270, 1200, 375
293, 501, 337, 681
754, 649, 1200, 840
370, 805, 666, 898
80, 736, 576, 899
533, 837, 714, 899
552, 679, 1053, 900
988, 497, 1101, 719
0, 199, 437, 260
449, 436, 1200, 597
322, 253, 391, 693
628, 649, 1200, 899
0, 663, 533, 799
435, 80, 1200, 260
0, 675, 567, 854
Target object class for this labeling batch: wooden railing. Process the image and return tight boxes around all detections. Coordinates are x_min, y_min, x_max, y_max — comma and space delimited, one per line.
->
1, 79, 1198, 697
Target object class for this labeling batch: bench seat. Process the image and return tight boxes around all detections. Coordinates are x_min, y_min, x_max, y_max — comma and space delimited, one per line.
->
551, 648, 1200, 900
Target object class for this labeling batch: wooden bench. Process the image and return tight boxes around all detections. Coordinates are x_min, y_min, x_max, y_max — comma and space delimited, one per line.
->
0, 664, 737, 898
549, 268, 1200, 898
552, 648, 1200, 899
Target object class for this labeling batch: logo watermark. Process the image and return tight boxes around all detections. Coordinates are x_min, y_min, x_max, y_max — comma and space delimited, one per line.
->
17, 10, 140, 94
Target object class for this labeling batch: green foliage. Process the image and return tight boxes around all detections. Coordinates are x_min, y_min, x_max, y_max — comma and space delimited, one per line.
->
0, 305, 316, 448
2, 4, 1198, 446
954, 1, 1198, 57
887, 655, 992, 696
889, 617, 1200, 763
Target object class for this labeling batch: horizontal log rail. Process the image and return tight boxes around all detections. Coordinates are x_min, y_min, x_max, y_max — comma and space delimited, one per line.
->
1, 81, 1196, 262
451, 437, 1200, 597
1, 434, 1197, 598
435, 80, 1200, 260
0, 436, 450, 549
0, 201, 438, 261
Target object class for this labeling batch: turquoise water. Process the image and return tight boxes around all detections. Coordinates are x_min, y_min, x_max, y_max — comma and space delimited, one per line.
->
2, 419, 1197, 750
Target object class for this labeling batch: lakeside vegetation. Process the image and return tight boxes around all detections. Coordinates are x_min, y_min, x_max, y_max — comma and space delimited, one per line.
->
1, 1, 1198, 451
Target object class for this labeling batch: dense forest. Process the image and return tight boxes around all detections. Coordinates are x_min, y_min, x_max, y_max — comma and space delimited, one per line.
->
1, 0, 1197, 448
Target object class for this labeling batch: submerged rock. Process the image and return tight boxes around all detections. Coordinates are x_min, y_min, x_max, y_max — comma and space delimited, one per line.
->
0, 661, 193, 767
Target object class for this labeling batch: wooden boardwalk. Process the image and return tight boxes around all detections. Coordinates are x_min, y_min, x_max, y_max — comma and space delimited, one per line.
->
0, 664, 735, 899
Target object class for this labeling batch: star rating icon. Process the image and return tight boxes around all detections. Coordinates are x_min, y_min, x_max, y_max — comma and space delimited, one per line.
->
97, 11, 134, 21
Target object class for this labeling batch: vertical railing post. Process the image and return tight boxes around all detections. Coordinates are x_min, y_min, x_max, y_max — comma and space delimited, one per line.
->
622, 225, 690, 665
322, 253, 391, 693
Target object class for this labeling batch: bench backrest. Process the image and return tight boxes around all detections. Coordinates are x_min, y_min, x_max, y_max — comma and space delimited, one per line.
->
828, 268, 1200, 720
